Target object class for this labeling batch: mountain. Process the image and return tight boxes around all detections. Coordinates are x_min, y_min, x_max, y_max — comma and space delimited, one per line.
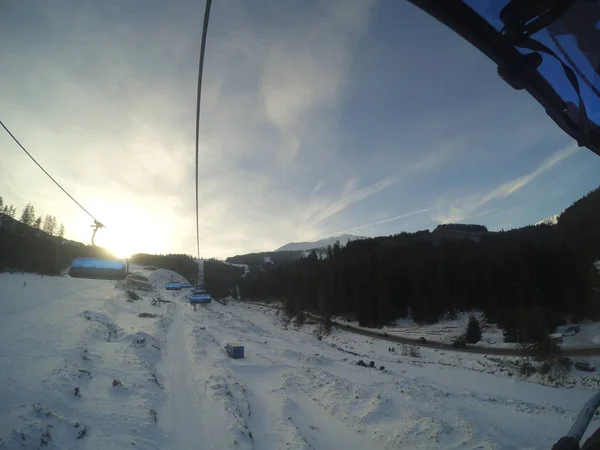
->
536, 214, 560, 226
276, 234, 364, 252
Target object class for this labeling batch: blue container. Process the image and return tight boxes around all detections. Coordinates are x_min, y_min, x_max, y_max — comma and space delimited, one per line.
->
70, 257, 127, 280
188, 293, 212, 304
181, 282, 193, 289
226, 343, 244, 359
165, 282, 181, 290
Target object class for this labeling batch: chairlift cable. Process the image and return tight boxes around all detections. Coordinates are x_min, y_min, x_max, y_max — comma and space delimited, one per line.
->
194, 0, 213, 260
0, 120, 102, 225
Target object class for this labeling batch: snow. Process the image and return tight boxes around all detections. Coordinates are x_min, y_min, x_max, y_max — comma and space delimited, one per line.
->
335, 312, 511, 347
559, 321, 600, 348
2, 271, 600, 449
334, 312, 600, 354
535, 214, 560, 226
222, 260, 250, 276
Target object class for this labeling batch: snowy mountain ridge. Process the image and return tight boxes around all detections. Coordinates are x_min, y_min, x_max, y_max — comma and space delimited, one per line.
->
276, 234, 364, 252
536, 213, 560, 226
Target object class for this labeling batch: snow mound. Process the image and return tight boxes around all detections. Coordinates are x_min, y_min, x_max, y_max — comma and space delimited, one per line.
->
148, 269, 189, 286
121, 331, 162, 364
81, 310, 122, 341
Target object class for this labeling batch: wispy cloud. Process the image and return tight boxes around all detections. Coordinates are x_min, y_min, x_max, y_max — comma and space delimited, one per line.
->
259, 0, 376, 164
307, 175, 400, 226
330, 206, 433, 235
312, 181, 325, 194
435, 144, 579, 223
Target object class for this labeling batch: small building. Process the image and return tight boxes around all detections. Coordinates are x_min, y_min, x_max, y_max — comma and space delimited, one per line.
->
226, 343, 244, 359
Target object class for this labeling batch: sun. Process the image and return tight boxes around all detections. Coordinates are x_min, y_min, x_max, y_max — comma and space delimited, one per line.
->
93, 222, 168, 259
81, 199, 174, 259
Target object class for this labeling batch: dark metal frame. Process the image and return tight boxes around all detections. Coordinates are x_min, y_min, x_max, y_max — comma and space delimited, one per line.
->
407, 0, 600, 157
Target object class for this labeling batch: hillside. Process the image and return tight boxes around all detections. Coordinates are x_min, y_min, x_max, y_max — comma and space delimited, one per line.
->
240, 186, 600, 331
0, 271, 596, 449
0, 213, 111, 274
276, 234, 364, 252
225, 250, 305, 268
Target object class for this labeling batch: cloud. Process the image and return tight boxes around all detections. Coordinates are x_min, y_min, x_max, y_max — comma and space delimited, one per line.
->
260, 0, 375, 130
0, 0, 381, 258
307, 175, 401, 226
312, 181, 325, 194
330, 206, 433, 235
3, 1, 593, 259
435, 144, 579, 223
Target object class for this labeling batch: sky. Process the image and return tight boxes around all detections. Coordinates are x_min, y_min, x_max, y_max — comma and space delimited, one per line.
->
1, 0, 599, 259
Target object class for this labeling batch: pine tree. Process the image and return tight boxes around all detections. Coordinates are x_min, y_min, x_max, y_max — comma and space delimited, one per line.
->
465, 315, 482, 344
7, 205, 17, 218
0, 196, 4, 212
34, 216, 42, 229
42, 215, 55, 234
20, 203, 35, 226
58, 223, 65, 238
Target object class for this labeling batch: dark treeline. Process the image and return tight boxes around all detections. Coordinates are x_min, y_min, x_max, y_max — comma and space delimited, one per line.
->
131, 253, 198, 283
0, 214, 107, 275
226, 250, 305, 268
239, 187, 600, 334
204, 259, 245, 299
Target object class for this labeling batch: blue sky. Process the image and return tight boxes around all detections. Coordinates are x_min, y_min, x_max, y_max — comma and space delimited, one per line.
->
1, 0, 599, 258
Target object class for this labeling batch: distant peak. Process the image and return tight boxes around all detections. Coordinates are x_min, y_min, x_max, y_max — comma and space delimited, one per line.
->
535, 214, 559, 226
275, 234, 364, 252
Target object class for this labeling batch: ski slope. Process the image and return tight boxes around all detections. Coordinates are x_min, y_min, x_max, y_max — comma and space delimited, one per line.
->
1, 271, 599, 449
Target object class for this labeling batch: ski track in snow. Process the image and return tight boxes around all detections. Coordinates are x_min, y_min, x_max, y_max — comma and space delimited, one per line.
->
1, 271, 600, 449
162, 304, 206, 449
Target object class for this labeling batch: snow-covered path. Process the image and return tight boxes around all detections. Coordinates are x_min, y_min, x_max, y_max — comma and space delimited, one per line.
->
161, 304, 205, 449
1, 271, 599, 449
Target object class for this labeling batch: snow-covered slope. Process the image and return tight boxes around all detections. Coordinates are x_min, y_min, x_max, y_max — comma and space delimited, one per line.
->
0, 272, 177, 449
276, 234, 364, 252
1, 272, 598, 449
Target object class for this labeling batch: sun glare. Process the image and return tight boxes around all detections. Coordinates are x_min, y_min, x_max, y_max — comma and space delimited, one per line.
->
85, 202, 171, 259
94, 226, 167, 259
